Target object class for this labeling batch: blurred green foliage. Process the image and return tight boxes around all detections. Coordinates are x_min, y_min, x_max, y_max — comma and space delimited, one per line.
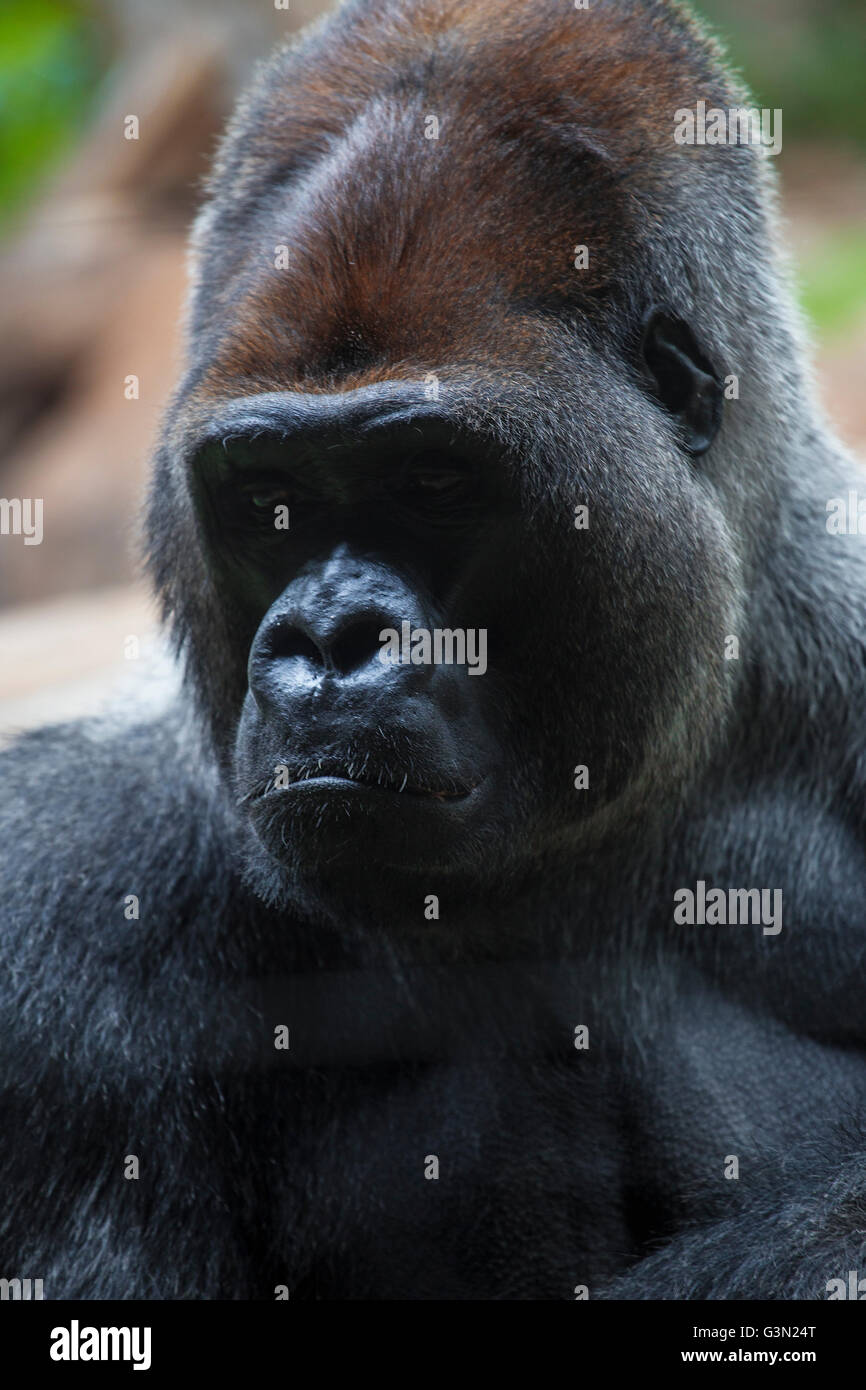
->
0, 0, 104, 227
799, 230, 866, 337
694, 0, 866, 336
695, 0, 866, 149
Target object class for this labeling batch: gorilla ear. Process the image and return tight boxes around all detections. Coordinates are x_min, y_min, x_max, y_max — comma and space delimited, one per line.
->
640, 308, 723, 456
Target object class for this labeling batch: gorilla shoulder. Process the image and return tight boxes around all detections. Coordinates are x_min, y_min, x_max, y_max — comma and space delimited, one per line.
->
0, 706, 226, 934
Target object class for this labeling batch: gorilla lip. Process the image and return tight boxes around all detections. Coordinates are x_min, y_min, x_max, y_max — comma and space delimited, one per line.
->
242, 737, 488, 811
273, 769, 479, 801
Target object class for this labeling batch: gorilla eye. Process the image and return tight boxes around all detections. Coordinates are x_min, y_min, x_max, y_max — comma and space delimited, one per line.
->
416, 472, 461, 492
218, 479, 296, 541
248, 486, 290, 510
232, 480, 294, 519
394, 454, 477, 520
640, 308, 723, 456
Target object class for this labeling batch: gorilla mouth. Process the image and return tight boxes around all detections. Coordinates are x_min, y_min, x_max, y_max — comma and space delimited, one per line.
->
290, 772, 471, 800
263, 763, 481, 803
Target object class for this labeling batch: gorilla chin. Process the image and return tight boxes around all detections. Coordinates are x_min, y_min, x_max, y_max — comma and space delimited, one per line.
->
247, 772, 493, 875
235, 696, 498, 882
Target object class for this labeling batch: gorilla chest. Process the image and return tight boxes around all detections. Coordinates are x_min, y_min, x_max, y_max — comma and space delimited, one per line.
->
195, 983, 860, 1298
95, 965, 857, 1299
200, 1050, 635, 1299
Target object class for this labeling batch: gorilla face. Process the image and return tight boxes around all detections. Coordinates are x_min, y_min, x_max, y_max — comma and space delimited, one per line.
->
156, 3, 747, 904
184, 329, 734, 900
191, 387, 510, 880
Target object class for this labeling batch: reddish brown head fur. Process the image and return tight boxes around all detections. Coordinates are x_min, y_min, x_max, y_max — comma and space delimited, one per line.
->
186, 0, 736, 406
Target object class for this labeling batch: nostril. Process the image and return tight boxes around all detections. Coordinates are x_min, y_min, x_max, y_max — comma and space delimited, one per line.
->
266, 625, 324, 666
263, 616, 388, 674
330, 619, 388, 675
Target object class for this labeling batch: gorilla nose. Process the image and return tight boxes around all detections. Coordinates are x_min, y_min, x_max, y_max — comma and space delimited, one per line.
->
247, 549, 435, 708
266, 611, 392, 679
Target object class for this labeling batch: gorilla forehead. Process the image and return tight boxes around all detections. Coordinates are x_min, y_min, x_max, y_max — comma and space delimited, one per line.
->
200, 108, 620, 389
203, 0, 730, 211
187, 0, 736, 395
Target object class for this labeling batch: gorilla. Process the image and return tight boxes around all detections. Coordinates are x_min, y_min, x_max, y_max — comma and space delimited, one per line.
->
2, 0, 866, 1301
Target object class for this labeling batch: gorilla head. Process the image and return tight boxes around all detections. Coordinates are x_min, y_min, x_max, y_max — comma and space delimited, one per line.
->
146, 0, 792, 909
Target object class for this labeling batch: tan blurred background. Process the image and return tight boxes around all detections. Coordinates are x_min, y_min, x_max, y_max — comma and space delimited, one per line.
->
1, 0, 865, 735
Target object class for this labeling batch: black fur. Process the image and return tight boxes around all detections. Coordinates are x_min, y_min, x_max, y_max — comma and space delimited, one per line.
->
2, 0, 866, 1299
